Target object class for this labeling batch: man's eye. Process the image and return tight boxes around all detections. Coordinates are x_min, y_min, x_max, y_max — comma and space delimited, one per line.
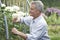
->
31, 9, 34, 10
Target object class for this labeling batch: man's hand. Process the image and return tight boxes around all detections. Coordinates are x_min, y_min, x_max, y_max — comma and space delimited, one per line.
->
12, 28, 19, 35
12, 28, 27, 40
12, 14, 20, 23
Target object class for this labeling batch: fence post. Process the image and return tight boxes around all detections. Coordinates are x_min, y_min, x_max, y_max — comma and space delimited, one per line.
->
0, 0, 9, 40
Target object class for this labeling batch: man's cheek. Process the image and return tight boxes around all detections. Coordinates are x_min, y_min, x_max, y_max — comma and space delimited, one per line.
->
30, 13, 33, 15
29, 13, 34, 16
30, 11, 33, 13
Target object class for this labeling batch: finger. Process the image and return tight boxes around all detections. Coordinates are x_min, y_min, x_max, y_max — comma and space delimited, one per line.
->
12, 28, 16, 32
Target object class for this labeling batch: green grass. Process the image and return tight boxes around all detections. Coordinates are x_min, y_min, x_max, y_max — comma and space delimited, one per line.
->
50, 35, 60, 40
48, 25, 60, 40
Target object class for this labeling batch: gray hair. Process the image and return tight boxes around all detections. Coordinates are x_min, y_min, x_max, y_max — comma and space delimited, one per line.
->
30, 1, 44, 13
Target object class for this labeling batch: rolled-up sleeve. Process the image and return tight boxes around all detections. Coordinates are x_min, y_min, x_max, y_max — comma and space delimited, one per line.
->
26, 24, 46, 40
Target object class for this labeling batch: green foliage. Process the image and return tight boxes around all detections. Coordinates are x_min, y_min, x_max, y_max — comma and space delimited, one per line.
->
45, 12, 60, 40
0, 7, 29, 40
0, 8, 60, 40
48, 25, 60, 40
0, 0, 60, 40
46, 13, 60, 25
41, 0, 60, 7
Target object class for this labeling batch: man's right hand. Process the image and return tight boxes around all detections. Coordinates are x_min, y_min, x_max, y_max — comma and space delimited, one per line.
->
12, 13, 20, 23
12, 17, 17, 22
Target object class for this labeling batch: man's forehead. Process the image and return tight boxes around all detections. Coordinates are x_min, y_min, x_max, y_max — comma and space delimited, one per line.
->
30, 4, 36, 8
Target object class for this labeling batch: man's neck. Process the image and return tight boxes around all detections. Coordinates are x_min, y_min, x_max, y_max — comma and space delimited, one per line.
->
33, 14, 41, 19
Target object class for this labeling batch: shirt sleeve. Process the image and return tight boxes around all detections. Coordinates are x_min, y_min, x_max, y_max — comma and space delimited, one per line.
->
26, 24, 47, 40
20, 16, 33, 26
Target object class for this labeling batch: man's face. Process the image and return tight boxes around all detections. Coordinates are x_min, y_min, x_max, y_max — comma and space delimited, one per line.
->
29, 4, 40, 18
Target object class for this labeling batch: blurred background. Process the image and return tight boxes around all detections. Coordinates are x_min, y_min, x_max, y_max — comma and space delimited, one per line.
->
0, 0, 60, 40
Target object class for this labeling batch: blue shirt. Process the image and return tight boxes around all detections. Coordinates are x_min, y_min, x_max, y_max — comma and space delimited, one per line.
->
20, 15, 50, 40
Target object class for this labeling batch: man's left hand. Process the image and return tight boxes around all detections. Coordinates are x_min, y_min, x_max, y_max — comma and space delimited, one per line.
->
12, 28, 19, 35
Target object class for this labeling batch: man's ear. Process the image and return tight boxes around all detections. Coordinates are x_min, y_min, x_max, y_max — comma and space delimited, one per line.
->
37, 10, 41, 14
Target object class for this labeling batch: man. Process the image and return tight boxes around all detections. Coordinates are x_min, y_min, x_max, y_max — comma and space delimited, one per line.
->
12, 1, 50, 40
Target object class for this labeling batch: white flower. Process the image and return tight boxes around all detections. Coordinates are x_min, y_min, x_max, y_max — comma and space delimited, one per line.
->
12, 11, 29, 22
12, 13, 22, 21
17, 11, 29, 16
12, 13, 18, 19
12, 5, 20, 12
17, 11, 26, 16
5, 6, 13, 12
5, 6, 20, 12
1, 4, 6, 7
12, 11, 26, 20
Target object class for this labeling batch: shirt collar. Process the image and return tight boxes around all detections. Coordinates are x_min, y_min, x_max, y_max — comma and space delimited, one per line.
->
33, 14, 42, 23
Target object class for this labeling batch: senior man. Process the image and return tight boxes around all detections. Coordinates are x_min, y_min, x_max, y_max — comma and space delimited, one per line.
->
12, 1, 50, 40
